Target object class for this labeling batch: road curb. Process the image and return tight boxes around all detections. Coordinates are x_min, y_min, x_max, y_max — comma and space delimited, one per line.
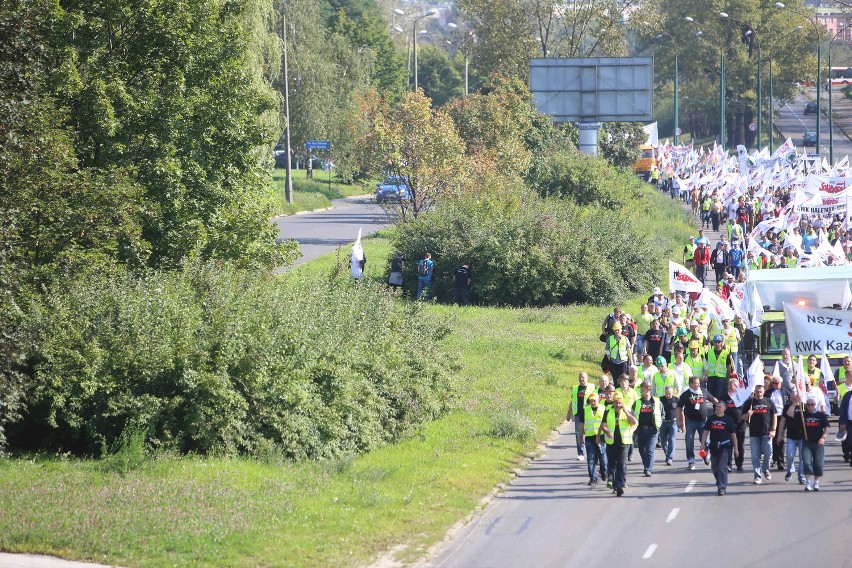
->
270, 194, 376, 221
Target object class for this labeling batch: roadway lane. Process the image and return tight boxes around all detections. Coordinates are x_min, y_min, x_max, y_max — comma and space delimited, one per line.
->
774, 88, 852, 159
273, 196, 393, 268
424, 426, 851, 568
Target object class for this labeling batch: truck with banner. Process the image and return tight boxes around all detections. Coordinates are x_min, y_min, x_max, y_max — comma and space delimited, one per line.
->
743, 265, 852, 411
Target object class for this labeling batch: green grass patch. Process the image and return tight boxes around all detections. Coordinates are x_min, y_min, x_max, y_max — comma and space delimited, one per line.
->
270, 168, 373, 216
0, 296, 618, 567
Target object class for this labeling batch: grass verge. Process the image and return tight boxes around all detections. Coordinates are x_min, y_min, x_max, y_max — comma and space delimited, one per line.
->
0, 294, 616, 567
271, 168, 373, 216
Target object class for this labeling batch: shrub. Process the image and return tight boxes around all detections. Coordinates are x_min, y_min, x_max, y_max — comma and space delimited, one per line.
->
15, 261, 456, 458
392, 192, 656, 307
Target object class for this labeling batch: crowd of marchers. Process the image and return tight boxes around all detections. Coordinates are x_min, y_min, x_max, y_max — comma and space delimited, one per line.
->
565, 290, 852, 497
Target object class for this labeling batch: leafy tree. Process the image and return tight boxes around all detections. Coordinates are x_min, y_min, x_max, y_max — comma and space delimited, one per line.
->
414, 44, 464, 107
48, 0, 287, 268
361, 90, 467, 220
456, 0, 537, 82
599, 122, 645, 168
328, 8, 406, 93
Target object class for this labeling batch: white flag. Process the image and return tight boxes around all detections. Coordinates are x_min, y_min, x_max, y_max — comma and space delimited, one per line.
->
643, 122, 659, 147
747, 356, 764, 391
350, 228, 364, 279
668, 260, 703, 293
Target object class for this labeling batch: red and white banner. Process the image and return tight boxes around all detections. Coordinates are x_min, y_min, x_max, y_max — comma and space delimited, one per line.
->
668, 261, 703, 293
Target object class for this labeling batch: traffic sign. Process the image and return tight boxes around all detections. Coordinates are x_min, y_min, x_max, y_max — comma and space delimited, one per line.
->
674, 127, 682, 136
305, 140, 331, 150
748, 122, 757, 132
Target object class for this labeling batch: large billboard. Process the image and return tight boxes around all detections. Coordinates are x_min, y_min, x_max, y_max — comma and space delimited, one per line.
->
529, 57, 653, 123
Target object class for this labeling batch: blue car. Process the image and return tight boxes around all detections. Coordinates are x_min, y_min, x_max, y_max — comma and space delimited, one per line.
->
375, 176, 411, 204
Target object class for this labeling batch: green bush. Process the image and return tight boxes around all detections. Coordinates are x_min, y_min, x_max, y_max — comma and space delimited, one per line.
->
529, 149, 644, 209
15, 262, 456, 458
392, 192, 656, 307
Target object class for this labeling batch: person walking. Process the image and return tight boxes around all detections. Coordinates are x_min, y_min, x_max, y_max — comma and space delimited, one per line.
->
705, 334, 732, 402
720, 377, 747, 472
778, 388, 807, 485
566, 372, 594, 461
660, 385, 679, 465
452, 262, 472, 306
700, 400, 739, 495
801, 395, 830, 491
742, 384, 778, 484
604, 324, 632, 381
388, 252, 404, 289
416, 252, 434, 300
677, 376, 713, 470
580, 392, 607, 486
765, 376, 789, 471
634, 380, 663, 477
693, 242, 711, 286
598, 392, 638, 497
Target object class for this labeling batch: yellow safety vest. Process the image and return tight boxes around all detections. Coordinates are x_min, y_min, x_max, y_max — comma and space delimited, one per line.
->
633, 397, 663, 429
723, 328, 739, 353
603, 407, 634, 445
607, 335, 630, 364
619, 387, 638, 409
652, 370, 675, 398
807, 368, 821, 384
707, 348, 730, 378
838, 380, 851, 400
583, 404, 606, 437
686, 355, 705, 378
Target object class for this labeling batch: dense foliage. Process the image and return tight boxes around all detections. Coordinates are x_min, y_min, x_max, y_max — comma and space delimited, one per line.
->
11, 263, 455, 458
392, 187, 659, 307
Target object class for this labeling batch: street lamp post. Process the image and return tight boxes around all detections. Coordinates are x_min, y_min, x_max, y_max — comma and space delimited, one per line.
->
766, 26, 801, 153
448, 23, 474, 96
775, 2, 822, 155
719, 13, 760, 149
413, 10, 437, 92
280, 1, 293, 204
656, 32, 680, 145
829, 25, 847, 164
686, 17, 726, 147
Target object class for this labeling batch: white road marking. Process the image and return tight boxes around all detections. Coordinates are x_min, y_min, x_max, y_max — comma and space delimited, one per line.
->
685, 480, 696, 493
643, 544, 658, 559
666, 508, 680, 523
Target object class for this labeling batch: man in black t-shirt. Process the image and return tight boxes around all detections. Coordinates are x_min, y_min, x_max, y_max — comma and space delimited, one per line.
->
742, 384, 777, 484
802, 397, 830, 491
677, 377, 713, 470
452, 263, 472, 306
700, 401, 738, 495
720, 378, 747, 472
643, 319, 666, 359
660, 386, 679, 465
778, 389, 807, 485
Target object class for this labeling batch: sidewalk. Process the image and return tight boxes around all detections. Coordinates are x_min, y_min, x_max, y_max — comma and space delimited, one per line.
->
0, 553, 116, 568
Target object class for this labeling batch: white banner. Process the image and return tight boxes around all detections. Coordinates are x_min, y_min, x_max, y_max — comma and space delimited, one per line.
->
694, 289, 735, 321
783, 302, 852, 355
669, 260, 703, 293
803, 174, 852, 206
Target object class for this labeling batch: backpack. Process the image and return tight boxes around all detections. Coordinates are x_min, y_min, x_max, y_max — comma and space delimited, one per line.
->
418, 260, 431, 277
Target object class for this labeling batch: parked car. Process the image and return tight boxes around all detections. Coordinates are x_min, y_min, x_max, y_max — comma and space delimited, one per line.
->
375, 176, 411, 204
804, 102, 817, 115
273, 145, 289, 168
802, 131, 817, 146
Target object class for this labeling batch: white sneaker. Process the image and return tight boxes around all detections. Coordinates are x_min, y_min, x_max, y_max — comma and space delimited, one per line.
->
813, 481, 820, 492
753, 477, 762, 485
578, 455, 586, 461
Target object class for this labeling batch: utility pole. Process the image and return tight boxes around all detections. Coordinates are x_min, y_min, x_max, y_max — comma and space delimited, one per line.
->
281, 1, 293, 204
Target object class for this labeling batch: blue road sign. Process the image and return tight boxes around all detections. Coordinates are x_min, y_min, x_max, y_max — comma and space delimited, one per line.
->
305, 140, 331, 150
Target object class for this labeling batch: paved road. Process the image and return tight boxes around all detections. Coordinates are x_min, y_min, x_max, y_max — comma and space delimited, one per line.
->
424, 205, 852, 568
425, 427, 851, 568
774, 89, 852, 159
273, 196, 392, 268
